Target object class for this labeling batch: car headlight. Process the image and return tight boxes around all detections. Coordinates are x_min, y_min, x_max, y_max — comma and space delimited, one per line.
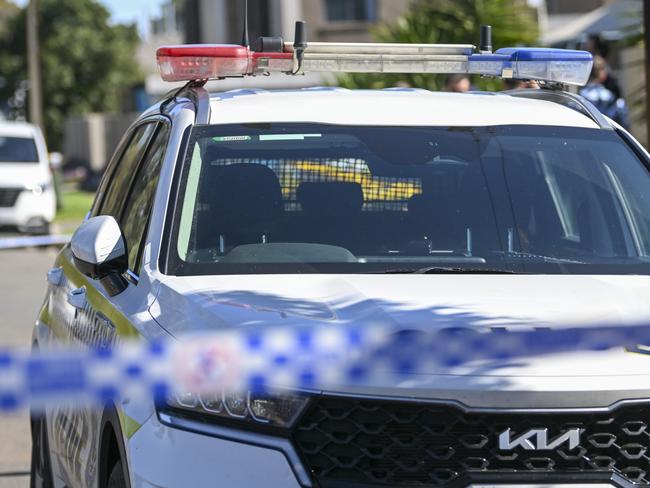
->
26, 183, 49, 195
165, 390, 309, 429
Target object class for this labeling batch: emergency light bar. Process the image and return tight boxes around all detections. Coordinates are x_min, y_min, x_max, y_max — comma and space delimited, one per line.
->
156, 23, 593, 86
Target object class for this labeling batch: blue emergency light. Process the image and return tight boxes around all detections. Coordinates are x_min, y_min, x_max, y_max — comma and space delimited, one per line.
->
469, 48, 594, 86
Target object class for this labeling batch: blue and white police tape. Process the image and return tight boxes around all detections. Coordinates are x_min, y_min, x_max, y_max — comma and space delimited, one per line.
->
3, 321, 650, 412
0, 234, 70, 250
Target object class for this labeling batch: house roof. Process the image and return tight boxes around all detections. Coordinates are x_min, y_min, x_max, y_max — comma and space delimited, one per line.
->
542, 0, 642, 46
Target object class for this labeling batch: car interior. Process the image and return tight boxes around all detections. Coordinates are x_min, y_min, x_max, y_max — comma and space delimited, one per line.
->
178, 126, 650, 267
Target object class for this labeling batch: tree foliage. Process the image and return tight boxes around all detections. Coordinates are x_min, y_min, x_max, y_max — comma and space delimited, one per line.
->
0, 0, 141, 148
0, 0, 18, 21
336, 0, 539, 91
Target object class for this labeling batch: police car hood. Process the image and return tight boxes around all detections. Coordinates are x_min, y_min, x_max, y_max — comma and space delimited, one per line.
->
150, 274, 650, 409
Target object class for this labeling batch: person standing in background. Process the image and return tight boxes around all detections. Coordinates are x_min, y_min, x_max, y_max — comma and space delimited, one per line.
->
445, 74, 471, 93
580, 55, 630, 129
586, 34, 623, 99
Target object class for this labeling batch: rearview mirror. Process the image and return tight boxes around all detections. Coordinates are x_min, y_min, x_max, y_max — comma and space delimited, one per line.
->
70, 216, 128, 295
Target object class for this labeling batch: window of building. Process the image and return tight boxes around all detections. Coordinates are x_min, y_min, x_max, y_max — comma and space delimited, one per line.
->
324, 0, 377, 22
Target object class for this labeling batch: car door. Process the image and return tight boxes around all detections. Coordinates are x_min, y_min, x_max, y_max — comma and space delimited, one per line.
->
46, 119, 169, 487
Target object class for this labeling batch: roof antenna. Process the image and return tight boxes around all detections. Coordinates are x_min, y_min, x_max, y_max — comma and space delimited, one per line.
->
241, 0, 250, 48
292, 20, 308, 74
479, 25, 493, 54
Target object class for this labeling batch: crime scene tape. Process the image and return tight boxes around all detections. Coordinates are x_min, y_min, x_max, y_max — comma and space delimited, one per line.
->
3, 321, 650, 412
0, 234, 71, 250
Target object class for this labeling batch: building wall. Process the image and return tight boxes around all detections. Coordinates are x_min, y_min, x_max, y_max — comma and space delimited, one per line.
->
188, 0, 411, 44
377, 0, 412, 25
199, 0, 231, 43
63, 114, 137, 171
274, 0, 303, 39
190, 0, 285, 44
619, 45, 647, 147
545, 0, 618, 14
301, 0, 410, 42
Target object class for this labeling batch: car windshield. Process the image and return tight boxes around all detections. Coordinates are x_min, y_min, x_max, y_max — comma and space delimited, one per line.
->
0, 136, 38, 163
167, 123, 650, 275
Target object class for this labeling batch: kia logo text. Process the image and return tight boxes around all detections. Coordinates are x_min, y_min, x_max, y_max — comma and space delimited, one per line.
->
498, 428, 582, 451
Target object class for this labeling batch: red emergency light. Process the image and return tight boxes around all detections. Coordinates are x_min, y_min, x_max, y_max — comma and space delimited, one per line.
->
157, 44, 294, 82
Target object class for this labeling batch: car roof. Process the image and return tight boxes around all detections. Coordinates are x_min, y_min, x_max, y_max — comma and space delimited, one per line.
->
0, 120, 41, 138
206, 88, 600, 129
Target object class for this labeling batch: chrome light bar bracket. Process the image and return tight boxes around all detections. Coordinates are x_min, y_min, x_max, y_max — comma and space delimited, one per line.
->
283, 42, 475, 56
506, 89, 614, 130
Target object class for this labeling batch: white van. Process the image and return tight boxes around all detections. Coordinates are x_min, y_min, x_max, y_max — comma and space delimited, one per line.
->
0, 121, 56, 233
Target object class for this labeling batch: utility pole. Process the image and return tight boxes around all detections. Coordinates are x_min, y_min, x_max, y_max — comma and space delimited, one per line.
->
645, 0, 650, 147
26, 0, 43, 131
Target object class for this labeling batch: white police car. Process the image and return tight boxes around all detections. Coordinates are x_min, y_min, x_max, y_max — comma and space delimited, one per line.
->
31, 23, 650, 488
0, 120, 56, 233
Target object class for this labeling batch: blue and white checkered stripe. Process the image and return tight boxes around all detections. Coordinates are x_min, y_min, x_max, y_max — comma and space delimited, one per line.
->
188, 322, 650, 392
2, 322, 650, 411
0, 235, 70, 250
0, 343, 170, 410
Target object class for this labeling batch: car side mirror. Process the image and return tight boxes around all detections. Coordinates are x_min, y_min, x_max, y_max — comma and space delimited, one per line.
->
70, 216, 128, 296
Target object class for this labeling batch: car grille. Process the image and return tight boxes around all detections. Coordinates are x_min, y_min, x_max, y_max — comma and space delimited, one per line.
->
293, 397, 650, 487
0, 188, 22, 208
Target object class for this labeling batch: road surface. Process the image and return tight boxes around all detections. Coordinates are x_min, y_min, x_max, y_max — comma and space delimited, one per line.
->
0, 246, 58, 487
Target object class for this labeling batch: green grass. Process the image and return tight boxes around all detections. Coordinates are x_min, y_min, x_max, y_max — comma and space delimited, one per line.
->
54, 190, 95, 231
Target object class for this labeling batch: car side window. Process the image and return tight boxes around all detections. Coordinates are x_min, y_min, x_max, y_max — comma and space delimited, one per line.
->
98, 122, 158, 218
91, 135, 130, 217
120, 124, 171, 273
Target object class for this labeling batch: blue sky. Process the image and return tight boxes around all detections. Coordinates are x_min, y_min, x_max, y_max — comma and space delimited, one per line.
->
14, 0, 167, 34
96, 0, 167, 31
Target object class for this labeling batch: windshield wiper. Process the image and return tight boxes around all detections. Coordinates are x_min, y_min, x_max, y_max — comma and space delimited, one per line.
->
373, 266, 518, 275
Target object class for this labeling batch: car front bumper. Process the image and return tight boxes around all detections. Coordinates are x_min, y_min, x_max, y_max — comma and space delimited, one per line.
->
124, 387, 650, 488
0, 187, 56, 227
128, 412, 307, 488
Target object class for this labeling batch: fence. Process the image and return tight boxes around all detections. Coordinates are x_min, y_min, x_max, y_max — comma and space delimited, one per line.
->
63, 113, 137, 171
